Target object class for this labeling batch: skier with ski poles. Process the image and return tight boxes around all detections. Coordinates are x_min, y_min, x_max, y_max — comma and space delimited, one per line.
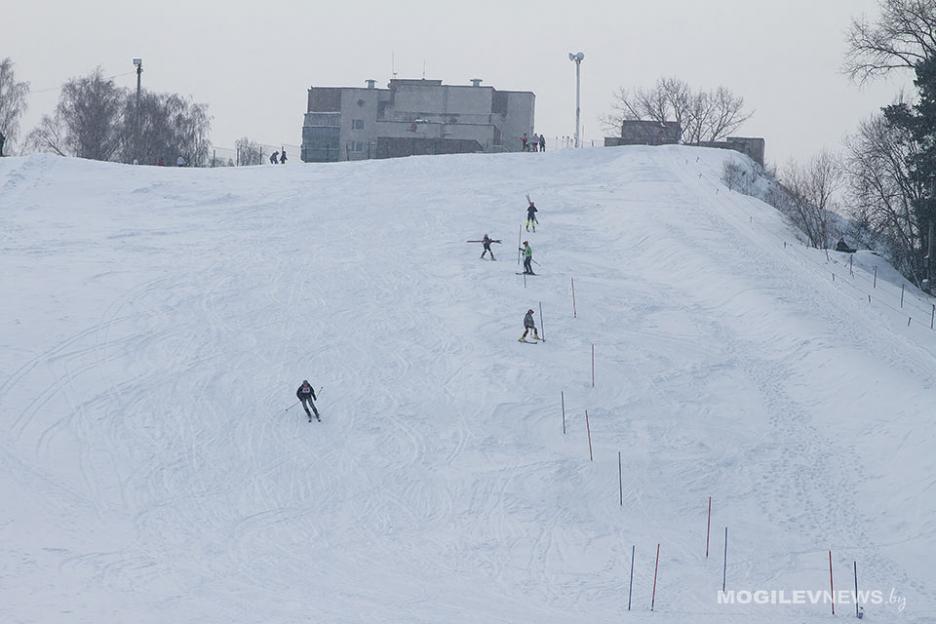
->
296, 380, 320, 422
519, 241, 535, 275
525, 199, 538, 232
476, 234, 501, 260
519, 308, 540, 342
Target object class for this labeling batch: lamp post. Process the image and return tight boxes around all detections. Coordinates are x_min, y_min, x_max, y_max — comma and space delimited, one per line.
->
568, 52, 584, 148
132, 58, 143, 163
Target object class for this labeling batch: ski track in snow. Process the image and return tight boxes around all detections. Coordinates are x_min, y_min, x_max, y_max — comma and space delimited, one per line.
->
0, 148, 934, 623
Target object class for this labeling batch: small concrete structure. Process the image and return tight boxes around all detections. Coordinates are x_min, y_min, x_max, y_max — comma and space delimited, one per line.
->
605, 121, 682, 147
302, 78, 535, 162
698, 137, 766, 167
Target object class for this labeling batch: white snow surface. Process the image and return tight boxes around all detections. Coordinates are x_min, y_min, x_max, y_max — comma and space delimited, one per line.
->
1, 146, 934, 623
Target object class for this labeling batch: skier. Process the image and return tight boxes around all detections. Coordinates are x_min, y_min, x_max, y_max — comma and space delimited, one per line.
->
480, 234, 501, 260
519, 241, 535, 275
521, 132, 529, 152
539, 134, 546, 152
525, 200, 538, 232
270, 151, 279, 164
519, 308, 540, 342
279, 148, 287, 164
531, 133, 539, 152
296, 380, 320, 422
0, 130, 5, 157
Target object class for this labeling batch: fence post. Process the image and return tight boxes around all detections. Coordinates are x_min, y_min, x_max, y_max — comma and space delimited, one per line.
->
651, 544, 661, 611
585, 410, 593, 461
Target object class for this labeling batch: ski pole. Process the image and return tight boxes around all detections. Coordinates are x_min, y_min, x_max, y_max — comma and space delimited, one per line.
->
283, 401, 299, 413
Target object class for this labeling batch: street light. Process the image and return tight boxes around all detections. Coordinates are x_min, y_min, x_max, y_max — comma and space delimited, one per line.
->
568, 52, 584, 148
132, 58, 143, 163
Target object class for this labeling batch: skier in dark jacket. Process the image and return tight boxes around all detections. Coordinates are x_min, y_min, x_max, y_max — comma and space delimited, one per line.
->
296, 380, 320, 422
279, 148, 287, 164
270, 151, 279, 164
520, 309, 539, 341
481, 234, 501, 260
526, 201, 538, 232
538, 134, 546, 152
519, 241, 535, 275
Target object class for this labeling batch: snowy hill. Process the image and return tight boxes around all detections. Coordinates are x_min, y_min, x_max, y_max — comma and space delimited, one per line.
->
1, 146, 934, 623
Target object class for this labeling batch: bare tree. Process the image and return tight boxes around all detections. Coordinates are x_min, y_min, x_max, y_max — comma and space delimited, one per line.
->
235, 137, 263, 166
604, 78, 752, 144
846, 114, 925, 282
845, 0, 936, 82
27, 68, 125, 160
779, 151, 843, 249
0, 58, 31, 154
703, 87, 753, 142
121, 91, 211, 165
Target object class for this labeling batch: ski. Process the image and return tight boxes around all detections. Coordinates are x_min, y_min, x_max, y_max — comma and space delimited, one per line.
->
515, 272, 538, 276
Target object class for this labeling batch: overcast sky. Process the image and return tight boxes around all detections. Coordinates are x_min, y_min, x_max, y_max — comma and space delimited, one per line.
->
7, 0, 912, 164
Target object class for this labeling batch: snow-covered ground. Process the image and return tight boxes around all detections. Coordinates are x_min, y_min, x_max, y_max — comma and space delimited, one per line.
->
1, 146, 934, 623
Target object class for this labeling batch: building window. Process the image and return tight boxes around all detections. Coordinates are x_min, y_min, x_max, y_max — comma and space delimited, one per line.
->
352, 141, 365, 152
352, 119, 365, 130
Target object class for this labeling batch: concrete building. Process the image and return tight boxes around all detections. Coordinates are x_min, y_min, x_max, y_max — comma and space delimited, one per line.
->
697, 137, 766, 167
604, 121, 682, 147
301, 79, 535, 162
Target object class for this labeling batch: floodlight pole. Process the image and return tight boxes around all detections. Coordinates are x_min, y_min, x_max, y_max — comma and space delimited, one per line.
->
568, 52, 584, 148
133, 58, 143, 163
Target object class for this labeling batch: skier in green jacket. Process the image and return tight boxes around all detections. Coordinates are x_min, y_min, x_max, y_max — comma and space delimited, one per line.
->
519, 241, 535, 275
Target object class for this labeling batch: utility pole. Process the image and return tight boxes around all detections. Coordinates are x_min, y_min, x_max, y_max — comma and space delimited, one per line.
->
132, 58, 143, 163
568, 52, 584, 148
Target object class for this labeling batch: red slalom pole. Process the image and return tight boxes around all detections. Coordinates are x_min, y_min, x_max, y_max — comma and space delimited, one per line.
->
585, 409, 593, 461
829, 550, 835, 615
651, 543, 661, 611
705, 496, 712, 558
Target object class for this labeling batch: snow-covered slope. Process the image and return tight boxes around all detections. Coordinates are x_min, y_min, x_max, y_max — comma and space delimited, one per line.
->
1, 147, 934, 623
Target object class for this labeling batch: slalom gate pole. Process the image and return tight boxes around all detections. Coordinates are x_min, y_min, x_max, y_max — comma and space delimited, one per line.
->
829, 550, 835, 616
901, 284, 905, 308
539, 301, 545, 342
571, 277, 577, 318
517, 226, 522, 265
591, 344, 595, 388
931, 304, 935, 330
722, 527, 728, 592
627, 545, 635, 610
706, 496, 712, 558
854, 560, 859, 618
651, 544, 660, 611
873, 266, 877, 287
561, 391, 566, 435
585, 409, 593, 461
618, 451, 623, 506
